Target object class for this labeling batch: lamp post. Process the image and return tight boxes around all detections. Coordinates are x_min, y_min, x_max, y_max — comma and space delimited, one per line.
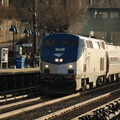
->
23, 26, 31, 66
9, 25, 18, 67
32, 29, 40, 67
56, 28, 59, 33
43, 26, 49, 37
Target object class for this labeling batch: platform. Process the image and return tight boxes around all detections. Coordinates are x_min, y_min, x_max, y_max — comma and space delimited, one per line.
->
0, 67, 40, 75
0, 67, 41, 94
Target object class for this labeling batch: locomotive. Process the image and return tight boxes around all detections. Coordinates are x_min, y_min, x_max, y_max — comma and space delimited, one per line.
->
40, 33, 120, 94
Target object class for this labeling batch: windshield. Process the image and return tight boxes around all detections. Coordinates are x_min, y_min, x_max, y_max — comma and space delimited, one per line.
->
44, 39, 78, 46
63, 39, 78, 46
44, 39, 60, 46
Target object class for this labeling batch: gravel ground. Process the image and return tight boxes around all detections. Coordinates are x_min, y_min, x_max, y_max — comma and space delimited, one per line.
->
2, 85, 120, 120
0, 96, 53, 114
52, 90, 120, 120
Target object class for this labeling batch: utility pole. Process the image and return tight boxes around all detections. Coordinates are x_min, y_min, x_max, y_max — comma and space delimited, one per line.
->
33, 0, 37, 67
89, 0, 93, 7
1, 0, 9, 7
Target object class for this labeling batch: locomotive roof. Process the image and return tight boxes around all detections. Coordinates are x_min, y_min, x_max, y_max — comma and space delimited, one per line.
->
43, 33, 79, 40
42, 33, 120, 50
44, 33, 105, 42
78, 35, 105, 42
106, 44, 120, 50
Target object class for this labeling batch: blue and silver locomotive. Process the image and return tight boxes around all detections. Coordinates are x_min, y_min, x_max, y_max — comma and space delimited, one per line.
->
40, 33, 120, 94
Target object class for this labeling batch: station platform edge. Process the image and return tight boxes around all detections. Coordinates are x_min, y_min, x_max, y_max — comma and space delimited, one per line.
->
0, 68, 40, 75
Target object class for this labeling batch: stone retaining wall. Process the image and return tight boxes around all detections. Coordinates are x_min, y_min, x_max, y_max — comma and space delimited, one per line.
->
0, 19, 25, 43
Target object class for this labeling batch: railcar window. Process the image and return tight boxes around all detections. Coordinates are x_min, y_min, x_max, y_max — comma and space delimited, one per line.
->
62, 39, 78, 46
110, 57, 118, 63
44, 39, 60, 46
100, 58, 104, 71
97, 42, 105, 49
86, 41, 90, 48
89, 41, 93, 48
86, 41, 93, 48
101, 42, 105, 49
97, 42, 100, 49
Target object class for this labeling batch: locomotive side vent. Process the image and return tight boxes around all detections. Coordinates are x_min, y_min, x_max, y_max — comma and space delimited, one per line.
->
68, 70, 74, 74
44, 69, 49, 74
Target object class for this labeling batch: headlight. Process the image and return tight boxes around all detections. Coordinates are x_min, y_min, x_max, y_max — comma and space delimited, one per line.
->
55, 58, 59, 62
69, 65, 73, 69
45, 64, 49, 68
60, 59, 63, 62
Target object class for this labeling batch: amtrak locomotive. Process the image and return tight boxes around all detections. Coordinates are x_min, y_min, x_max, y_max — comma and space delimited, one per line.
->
40, 33, 120, 94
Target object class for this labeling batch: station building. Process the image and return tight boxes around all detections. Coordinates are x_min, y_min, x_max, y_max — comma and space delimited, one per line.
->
88, 0, 120, 45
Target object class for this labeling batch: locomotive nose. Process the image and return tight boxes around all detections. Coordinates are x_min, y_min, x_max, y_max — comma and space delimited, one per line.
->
43, 62, 75, 74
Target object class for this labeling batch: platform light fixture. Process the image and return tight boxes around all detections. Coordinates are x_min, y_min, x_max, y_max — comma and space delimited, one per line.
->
9, 24, 19, 67
23, 23, 32, 66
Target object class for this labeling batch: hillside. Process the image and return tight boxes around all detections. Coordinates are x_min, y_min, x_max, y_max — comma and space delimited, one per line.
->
91, 0, 120, 8
1, 0, 120, 34
0, 0, 89, 35
0, 0, 120, 45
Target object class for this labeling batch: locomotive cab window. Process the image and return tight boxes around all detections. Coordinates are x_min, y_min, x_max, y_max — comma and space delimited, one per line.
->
44, 39, 60, 46
62, 39, 78, 46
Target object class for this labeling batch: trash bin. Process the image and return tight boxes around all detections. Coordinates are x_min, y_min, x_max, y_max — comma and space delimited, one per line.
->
16, 55, 25, 68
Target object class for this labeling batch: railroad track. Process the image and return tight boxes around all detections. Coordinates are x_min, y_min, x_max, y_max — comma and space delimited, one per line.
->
0, 83, 120, 120
73, 98, 120, 120
0, 86, 41, 105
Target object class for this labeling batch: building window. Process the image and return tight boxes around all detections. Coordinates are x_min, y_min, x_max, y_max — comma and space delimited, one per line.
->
95, 11, 119, 19
103, 12, 108, 18
96, 12, 108, 18
97, 12, 103, 18
110, 12, 118, 18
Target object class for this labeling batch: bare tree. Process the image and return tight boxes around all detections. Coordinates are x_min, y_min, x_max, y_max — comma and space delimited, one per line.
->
113, 0, 120, 8
109, 0, 112, 7
92, 0, 113, 7
37, 0, 88, 34
8, 0, 88, 34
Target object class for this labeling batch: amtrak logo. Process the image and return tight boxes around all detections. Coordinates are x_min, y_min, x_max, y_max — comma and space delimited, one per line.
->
53, 53, 64, 57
